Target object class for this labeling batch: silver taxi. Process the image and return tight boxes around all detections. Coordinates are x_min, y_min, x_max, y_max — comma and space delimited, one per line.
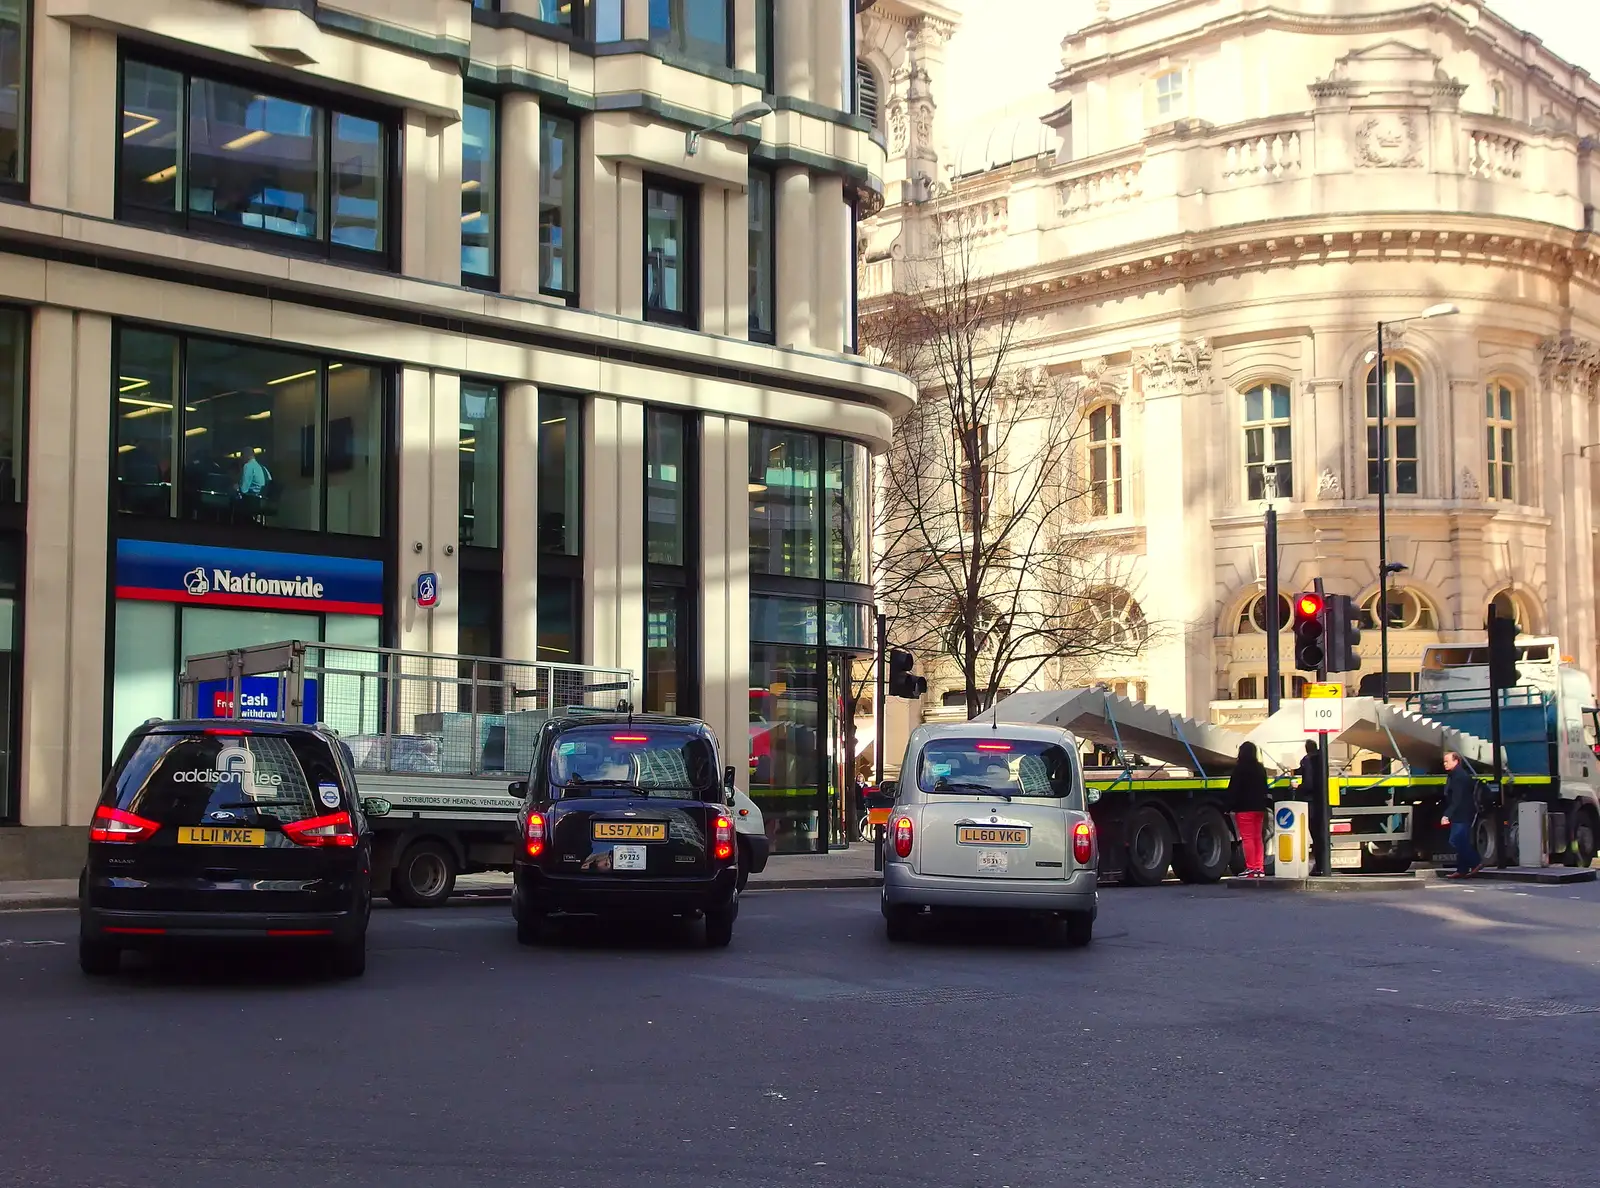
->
880, 722, 1098, 946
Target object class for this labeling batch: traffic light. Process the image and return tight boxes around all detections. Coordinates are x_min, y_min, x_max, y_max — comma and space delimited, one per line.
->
1324, 593, 1363, 674
1488, 609, 1520, 690
887, 649, 927, 699
1292, 592, 1326, 672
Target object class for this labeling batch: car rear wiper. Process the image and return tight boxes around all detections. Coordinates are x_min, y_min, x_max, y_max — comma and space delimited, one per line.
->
933, 781, 1013, 801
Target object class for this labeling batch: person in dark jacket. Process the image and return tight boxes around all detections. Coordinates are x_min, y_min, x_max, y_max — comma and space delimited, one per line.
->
1298, 740, 1325, 874
1441, 751, 1482, 878
1228, 741, 1272, 878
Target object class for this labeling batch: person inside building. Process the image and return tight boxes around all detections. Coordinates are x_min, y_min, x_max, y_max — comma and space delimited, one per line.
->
1228, 741, 1272, 878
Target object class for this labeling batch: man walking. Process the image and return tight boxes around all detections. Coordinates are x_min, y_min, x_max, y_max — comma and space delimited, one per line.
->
1441, 751, 1482, 879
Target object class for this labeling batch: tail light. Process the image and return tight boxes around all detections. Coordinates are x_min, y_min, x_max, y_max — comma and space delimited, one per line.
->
713, 815, 735, 862
525, 811, 546, 858
282, 811, 357, 848
89, 805, 160, 844
892, 815, 914, 858
1072, 819, 1095, 865
1331, 820, 1353, 835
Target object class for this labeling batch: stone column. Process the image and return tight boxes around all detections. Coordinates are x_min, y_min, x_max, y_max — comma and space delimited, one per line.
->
774, 166, 813, 349
700, 186, 730, 336
811, 0, 847, 112
725, 184, 751, 340
500, 93, 544, 300
20, 308, 111, 828
617, 165, 646, 322
580, 134, 620, 316
811, 174, 848, 353
622, 0, 651, 40
732, 0, 758, 74
1540, 337, 1600, 681
394, 369, 460, 658
699, 414, 752, 790
30, 20, 117, 217
1134, 339, 1216, 716
501, 383, 540, 662
584, 398, 646, 687
775, 0, 813, 101
402, 112, 465, 285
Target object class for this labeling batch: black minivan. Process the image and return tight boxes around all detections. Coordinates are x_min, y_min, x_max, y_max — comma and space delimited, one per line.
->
79, 720, 372, 977
511, 716, 740, 947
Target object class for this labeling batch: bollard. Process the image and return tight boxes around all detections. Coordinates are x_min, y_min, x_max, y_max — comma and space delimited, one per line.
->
873, 823, 885, 871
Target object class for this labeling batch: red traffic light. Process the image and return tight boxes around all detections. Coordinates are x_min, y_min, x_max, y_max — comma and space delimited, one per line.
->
1295, 593, 1324, 620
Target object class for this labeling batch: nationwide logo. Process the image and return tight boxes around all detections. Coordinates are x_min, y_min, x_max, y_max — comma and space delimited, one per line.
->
185, 569, 327, 601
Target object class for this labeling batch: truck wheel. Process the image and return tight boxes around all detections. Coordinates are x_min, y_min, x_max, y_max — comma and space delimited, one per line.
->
1173, 807, 1231, 883
1472, 817, 1501, 869
1123, 807, 1173, 886
390, 840, 457, 908
1570, 810, 1598, 869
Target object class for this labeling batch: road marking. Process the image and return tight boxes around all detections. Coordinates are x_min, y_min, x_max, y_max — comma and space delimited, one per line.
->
0, 939, 65, 948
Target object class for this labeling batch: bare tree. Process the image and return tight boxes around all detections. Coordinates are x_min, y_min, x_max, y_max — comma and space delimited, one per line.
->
862, 205, 1148, 719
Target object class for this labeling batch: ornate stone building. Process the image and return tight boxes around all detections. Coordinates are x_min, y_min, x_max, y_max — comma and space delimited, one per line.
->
861, 0, 1600, 725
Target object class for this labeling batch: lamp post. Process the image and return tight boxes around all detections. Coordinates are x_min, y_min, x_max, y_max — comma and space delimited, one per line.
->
686, 101, 773, 155
1367, 302, 1459, 701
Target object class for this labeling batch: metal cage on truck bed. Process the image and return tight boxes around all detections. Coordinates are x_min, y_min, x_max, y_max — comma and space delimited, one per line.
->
179, 640, 637, 780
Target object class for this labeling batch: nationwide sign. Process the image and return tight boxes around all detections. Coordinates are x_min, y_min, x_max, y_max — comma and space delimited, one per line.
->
116, 540, 384, 616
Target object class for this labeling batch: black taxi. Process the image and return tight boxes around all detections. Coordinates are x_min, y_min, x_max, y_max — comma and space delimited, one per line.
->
79, 719, 372, 977
510, 715, 741, 947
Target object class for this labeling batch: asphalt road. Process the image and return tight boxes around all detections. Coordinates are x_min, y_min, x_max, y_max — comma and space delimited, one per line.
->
1, 881, 1597, 1188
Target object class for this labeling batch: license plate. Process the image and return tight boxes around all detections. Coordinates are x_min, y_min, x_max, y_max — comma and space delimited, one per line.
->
177, 826, 265, 847
612, 844, 647, 871
1331, 847, 1363, 870
978, 850, 1009, 872
957, 826, 1029, 846
594, 821, 666, 841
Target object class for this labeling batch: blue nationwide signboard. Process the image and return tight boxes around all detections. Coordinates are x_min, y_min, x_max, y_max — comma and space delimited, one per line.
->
116, 540, 384, 616
196, 676, 321, 724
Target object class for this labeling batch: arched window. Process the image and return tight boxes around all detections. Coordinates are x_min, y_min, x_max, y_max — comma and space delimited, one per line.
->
1360, 587, 1437, 631
1092, 589, 1148, 649
1491, 81, 1509, 118
1489, 589, 1532, 631
1242, 382, 1292, 500
1088, 403, 1123, 516
1365, 360, 1420, 496
1486, 380, 1516, 502
1237, 591, 1292, 634
855, 60, 881, 128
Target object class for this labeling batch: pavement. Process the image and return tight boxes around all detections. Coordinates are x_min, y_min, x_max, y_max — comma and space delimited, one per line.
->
2, 880, 1598, 1186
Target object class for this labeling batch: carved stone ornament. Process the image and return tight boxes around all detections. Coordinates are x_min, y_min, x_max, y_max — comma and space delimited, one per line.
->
887, 101, 907, 154
1355, 113, 1423, 169
1081, 356, 1109, 383
1459, 466, 1481, 500
1539, 334, 1600, 395
1135, 339, 1213, 395
913, 102, 934, 145
1317, 468, 1344, 501
1380, 323, 1407, 351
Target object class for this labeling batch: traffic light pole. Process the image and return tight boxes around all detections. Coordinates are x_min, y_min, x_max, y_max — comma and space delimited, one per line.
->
1265, 503, 1281, 715
874, 611, 886, 790
1486, 604, 1506, 868
1313, 576, 1332, 877
1376, 320, 1392, 703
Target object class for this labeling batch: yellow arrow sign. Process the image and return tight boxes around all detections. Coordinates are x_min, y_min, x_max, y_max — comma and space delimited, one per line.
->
1304, 682, 1343, 699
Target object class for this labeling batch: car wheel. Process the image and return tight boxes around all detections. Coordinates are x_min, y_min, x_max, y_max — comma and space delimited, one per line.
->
1172, 806, 1231, 884
390, 839, 457, 908
705, 906, 736, 948
884, 904, 917, 943
516, 911, 544, 947
78, 935, 120, 977
329, 933, 367, 978
1063, 912, 1093, 948
1123, 807, 1173, 886
736, 838, 751, 892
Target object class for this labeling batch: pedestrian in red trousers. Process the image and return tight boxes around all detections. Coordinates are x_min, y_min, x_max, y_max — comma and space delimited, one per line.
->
1228, 741, 1272, 878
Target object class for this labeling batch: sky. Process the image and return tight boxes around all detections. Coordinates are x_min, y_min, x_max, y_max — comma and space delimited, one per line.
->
941, 0, 1600, 145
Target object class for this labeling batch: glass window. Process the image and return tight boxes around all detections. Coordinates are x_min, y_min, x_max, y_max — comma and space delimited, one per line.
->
1243, 382, 1292, 501
111, 600, 177, 760
119, 61, 184, 217
755, 1, 773, 91
645, 585, 687, 715
650, 0, 731, 67
540, 113, 579, 301
539, 392, 582, 556
591, 0, 623, 40
751, 593, 819, 645
324, 363, 383, 537
825, 438, 868, 583
750, 643, 822, 853
750, 427, 820, 578
647, 409, 686, 565
538, 577, 579, 661
646, 179, 696, 326
548, 724, 718, 798
855, 60, 880, 126
462, 94, 497, 282
460, 382, 501, 548
1088, 404, 1123, 516
0, 308, 23, 503
117, 59, 390, 261
916, 737, 1077, 799
1486, 381, 1515, 502
116, 329, 180, 517
1155, 69, 1185, 118
825, 601, 871, 650
0, 0, 25, 185
748, 169, 774, 340
1366, 361, 1420, 496
459, 568, 502, 659
1238, 592, 1292, 634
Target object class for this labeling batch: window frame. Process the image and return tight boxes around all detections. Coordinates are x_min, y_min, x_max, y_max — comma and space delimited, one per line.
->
458, 378, 504, 551
755, 0, 774, 93
539, 106, 581, 306
643, 174, 701, 330
461, 90, 502, 291
1087, 402, 1124, 517
1241, 381, 1293, 502
855, 59, 881, 129
1152, 67, 1186, 121
747, 165, 776, 343
643, 407, 700, 718
114, 47, 400, 271
0, 304, 28, 522
0, 0, 31, 198
649, 0, 736, 70
1365, 360, 1421, 497
1485, 379, 1516, 503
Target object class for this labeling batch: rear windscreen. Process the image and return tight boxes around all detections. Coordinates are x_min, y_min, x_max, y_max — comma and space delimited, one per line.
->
105, 732, 345, 827
917, 739, 1076, 799
549, 728, 719, 799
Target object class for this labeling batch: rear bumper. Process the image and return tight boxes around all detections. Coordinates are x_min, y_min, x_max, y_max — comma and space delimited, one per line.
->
516, 865, 738, 917
882, 863, 1097, 916
81, 906, 364, 945
740, 832, 770, 874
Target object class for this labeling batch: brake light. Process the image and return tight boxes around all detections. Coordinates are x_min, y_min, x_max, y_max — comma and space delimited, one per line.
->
1331, 820, 1353, 835
612, 734, 649, 743
282, 811, 357, 848
525, 811, 546, 858
975, 742, 1012, 753
713, 814, 735, 862
89, 805, 160, 844
1073, 819, 1095, 865
892, 815, 914, 858
205, 728, 249, 736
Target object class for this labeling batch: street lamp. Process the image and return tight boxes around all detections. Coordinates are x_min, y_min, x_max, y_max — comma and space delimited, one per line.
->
686, 101, 773, 155
1364, 302, 1459, 701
